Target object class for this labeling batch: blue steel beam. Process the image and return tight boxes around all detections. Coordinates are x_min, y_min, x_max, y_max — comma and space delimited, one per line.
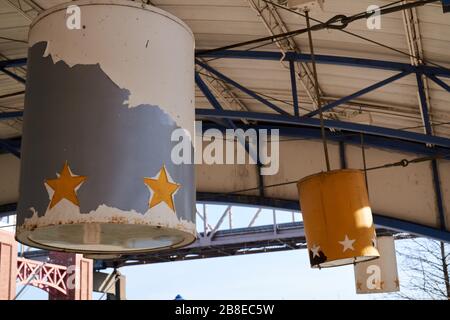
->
8, 52, 450, 78
425, 73, 450, 92
416, 73, 433, 135
196, 50, 450, 79
197, 192, 450, 242
0, 140, 20, 158
202, 122, 450, 159
2, 123, 449, 160
195, 72, 258, 160
289, 61, 299, 117
200, 121, 450, 239
432, 159, 447, 230
0, 58, 27, 69
1, 113, 449, 159
195, 72, 230, 128
415, 73, 447, 230
339, 141, 347, 169
1, 113, 448, 157
0, 203, 17, 218
0, 111, 23, 119
195, 73, 264, 195
195, 72, 225, 112
1, 68, 26, 84
195, 59, 290, 115
0, 52, 420, 74
443, 0, 450, 12
304, 71, 412, 118
196, 109, 450, 148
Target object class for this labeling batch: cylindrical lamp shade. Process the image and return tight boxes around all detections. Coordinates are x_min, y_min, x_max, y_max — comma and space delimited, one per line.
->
297, 169, 379, 268
354, 235, 400, 294
16, 0, 196, 253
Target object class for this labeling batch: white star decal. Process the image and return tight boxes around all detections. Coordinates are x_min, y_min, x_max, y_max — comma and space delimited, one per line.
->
311, 244, 321, 258
339, 235, 355, 252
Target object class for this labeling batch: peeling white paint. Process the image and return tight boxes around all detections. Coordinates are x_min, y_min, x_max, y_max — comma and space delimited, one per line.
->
19, 199, 196, 236
28, 0, 195, 139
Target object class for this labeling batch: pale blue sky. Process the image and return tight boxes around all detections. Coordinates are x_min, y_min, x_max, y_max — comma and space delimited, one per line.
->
13, 204, 419, 300
18, 245, 408, 300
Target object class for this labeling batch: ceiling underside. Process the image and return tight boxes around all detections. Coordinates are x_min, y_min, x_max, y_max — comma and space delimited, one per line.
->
0, 0, 449, 240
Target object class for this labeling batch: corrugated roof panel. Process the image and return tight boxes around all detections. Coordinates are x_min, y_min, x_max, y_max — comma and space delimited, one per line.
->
0, 0, 449, 139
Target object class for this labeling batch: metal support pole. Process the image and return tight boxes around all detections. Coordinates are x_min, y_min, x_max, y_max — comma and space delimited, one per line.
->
305, 10, 330, 171
431, 159, 446, 230
289, 60, 300, 116
248, 208, 262, 227
416, 72, 446, 230
416, 72, 433, 136
209, 206, 231, 239
203, 203, 207, 235
273, 209, 277, 234
426, 73, 450, 93
1, 68, 26, 84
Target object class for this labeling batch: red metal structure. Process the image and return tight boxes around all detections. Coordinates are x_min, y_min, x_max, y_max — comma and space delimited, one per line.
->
0, 229, 92, 300
16, 257, 69, 295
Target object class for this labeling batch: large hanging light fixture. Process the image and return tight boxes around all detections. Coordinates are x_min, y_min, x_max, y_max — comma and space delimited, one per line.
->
16, 0, 196, 253
297, 10, 379, 268
298, 170, 379, 267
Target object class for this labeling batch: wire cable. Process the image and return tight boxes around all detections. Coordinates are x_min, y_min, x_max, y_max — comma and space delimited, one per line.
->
196, 70, 311, 112
0, 90, 25, 100
197, 0, 439, 56
0, 36, 27, 44
223, 153, 446, 195
258, 0, 450, 72
305, 10, 330, 171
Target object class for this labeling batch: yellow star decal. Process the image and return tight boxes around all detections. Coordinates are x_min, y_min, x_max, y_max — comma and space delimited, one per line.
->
45, 162, 87, 209
144, 166, 180, 212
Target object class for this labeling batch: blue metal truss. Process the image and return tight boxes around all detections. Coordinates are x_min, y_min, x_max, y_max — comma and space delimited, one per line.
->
0, 139, 20, 158
0, 58, 27, 84
196, 59, 290, 115
196, 109, 450, 148
1, 68, 25, 84
1, 50, 450, 240
0, 111, 23, 119
201, 122, 450, 159
195, 71, 265, 195
443, 0, 450, 12
196, 50, 450, 78
304, 70, 412, 118
192, 50, 450, 153
193, 50, 450, 241
0, 58, 27, 69
289, 60, 300, 117
197, 192, 450, 242
426, 73, 450, 92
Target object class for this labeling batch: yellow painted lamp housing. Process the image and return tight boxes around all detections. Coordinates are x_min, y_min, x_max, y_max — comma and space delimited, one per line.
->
297, 169, 380, 268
